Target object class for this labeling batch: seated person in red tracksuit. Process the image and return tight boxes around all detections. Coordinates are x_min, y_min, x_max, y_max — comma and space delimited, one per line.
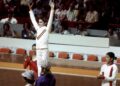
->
23, 44, 38, 79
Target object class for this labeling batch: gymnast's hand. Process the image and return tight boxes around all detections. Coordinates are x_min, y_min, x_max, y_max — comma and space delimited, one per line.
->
49, 1, 55, 10
28, 3, 34, 10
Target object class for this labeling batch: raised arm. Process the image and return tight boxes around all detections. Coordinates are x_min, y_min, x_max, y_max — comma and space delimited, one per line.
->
47, 2, 55, 31
28, 3, 40, 31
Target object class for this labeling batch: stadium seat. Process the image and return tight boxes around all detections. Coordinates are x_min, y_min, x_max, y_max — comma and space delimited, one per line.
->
72, 53, 83, 60
58, 52, 69, 59
87, 54, 98, 61
16, 48, 27, 55
0, 48, 12, 54
49, 51, 54, 58
29, 50, 36, 56
101, 56, 106, 62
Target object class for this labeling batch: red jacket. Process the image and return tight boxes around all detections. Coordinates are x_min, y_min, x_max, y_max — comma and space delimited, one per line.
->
24, 56, 38, 79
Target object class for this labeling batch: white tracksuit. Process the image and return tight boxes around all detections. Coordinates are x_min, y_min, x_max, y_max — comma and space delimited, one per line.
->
29, 9, 54, 76
100, 64, 118, 86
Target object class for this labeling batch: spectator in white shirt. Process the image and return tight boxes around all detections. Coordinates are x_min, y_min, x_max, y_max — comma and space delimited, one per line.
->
85, 6, 98, 24
0, 13, 17, 24
66, 4, 77, 21
55, 4, 67, 21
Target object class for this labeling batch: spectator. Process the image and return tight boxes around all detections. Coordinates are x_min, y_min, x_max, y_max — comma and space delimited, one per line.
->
55, 4, 67, 21
66, 3, 77, 21
21, 22, 35, 39
73, 2, 79, 21
0, 13, 17, 24
77, 24, 88, 36
52, 16, 62, 33
83, 0, 89, 9
33, 4, 43, 17
3, 0, 13, 14
97, 52, 118, 86
19, 0, 30, 16
61, 28, 70, 35
35, 63, 56, 86
85, 8, 98, 23
2, 22, 16, 37
60, 21, 70, 35
105, 28, 118, 39
3, 0, 12, 6
85, 5, 98, 25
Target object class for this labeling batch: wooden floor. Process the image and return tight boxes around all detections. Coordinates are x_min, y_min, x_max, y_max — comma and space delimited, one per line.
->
0, 68, 102, 86
0, 53, 120, 86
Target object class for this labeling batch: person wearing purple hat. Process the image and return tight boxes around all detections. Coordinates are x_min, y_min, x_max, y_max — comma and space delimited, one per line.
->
97, 52, 118, 86
35, 63, 56, 86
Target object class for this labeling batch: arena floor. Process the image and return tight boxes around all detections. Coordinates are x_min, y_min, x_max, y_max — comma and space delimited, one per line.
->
0, 54, 120, 86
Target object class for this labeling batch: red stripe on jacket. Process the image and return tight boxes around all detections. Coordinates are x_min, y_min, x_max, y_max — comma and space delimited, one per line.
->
109, 67, 113, 86
37, 29, 46, 40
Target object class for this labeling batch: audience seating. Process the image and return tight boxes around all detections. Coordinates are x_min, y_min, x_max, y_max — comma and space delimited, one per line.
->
87, 54, 98, 61
58, 52, 69, 59
49, 51, 55, 58
1, 46, 119, 64
16, 48, 27, 55
0, 48, 12, 54
72, 53, 83, 60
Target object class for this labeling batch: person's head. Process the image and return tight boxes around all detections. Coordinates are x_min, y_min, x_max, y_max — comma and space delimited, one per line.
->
30, 44, 36, 60
3, 23, 11, 36
36, 14, 47, 27
32, 43, 36, 51
41, 63, 51, 75
23, 22, 31, 30
8, 13, 13, 19
108, 28, 116, 36
106, 52, 116, 65
3, 23, 10, 31
89, 5, 94, 12
69, 4, 74, 11
59, 4, 64, 10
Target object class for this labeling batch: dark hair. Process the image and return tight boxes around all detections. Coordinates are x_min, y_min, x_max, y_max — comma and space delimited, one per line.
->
32, 44, 36, 47
42, 67, 51, 75
106, 52, 117, 60
23, 22, 31, 30
3, 23, 11, 36
3, 23, 10, 29
41, 63, 51, 74
36, 14, 47, 23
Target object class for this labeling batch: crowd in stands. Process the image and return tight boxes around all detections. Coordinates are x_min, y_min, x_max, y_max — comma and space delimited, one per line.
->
0, 0, 120, 39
